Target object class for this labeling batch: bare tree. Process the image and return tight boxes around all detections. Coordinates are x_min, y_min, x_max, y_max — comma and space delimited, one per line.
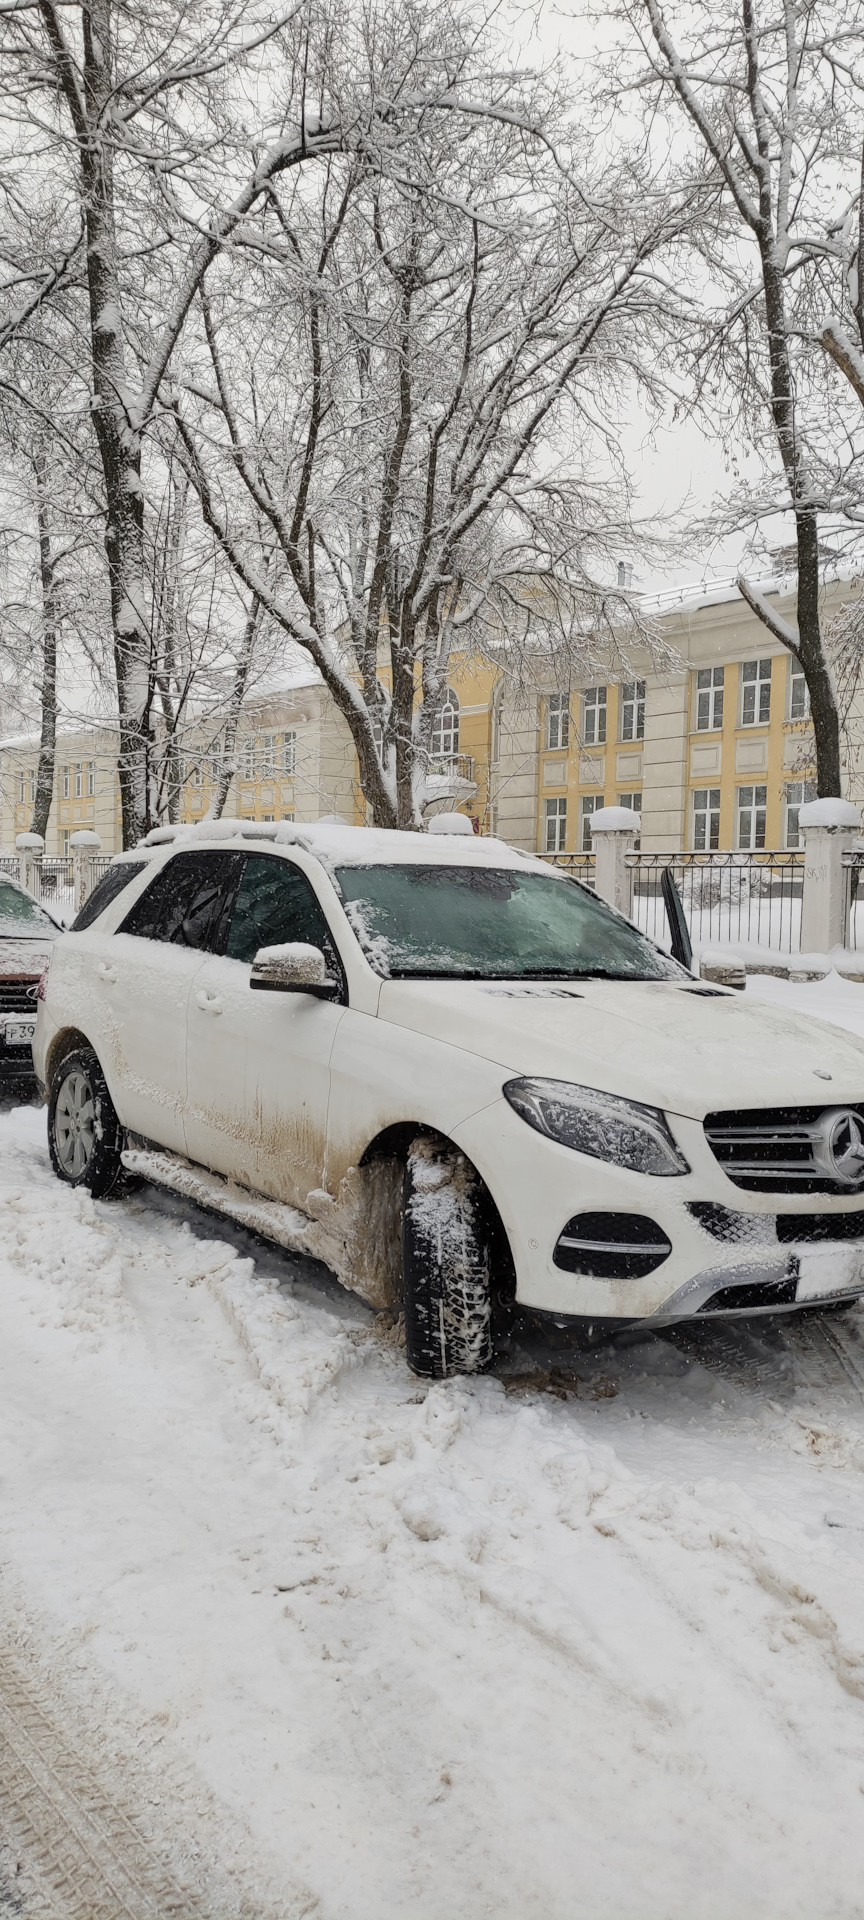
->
172, 10, 690, 826
2, 0, 638, 843
617, 0, 864, 795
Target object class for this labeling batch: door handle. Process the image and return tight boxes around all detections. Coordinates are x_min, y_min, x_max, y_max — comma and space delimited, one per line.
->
196, 990, 223, 1016
97, 962, 117, 984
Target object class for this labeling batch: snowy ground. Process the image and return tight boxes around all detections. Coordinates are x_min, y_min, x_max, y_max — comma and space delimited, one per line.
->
3, 981, 864, 1916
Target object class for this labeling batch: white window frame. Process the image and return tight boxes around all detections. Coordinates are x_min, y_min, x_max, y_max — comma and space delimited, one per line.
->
619, 680, 645, 742
695, 666, 724, 732
788, 663, 809, 722
737, 783, 768, 850
544, 795, 568, 854
431, 689, 460, 760
240, 739, 256, 781
740, 658, 772, 727
546, 692, 570, 752
783, 779, 815, 848
61, 765, 70, 799
580, 792, 603, 850
692, 787, 721, 852
582, 687, 606, 747
282, 730, 297, 774
28, 768, 36, 804
86, 761, 96, 797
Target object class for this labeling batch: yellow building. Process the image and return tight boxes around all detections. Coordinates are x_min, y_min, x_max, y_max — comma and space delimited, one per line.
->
496, 566, 861, 855
3, 566, 860, 856
0, 725, 123, 854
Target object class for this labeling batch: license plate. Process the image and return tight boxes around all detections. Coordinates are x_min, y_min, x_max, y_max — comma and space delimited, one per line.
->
796, 1244, 864, 1300
3, 1018, 35, 1048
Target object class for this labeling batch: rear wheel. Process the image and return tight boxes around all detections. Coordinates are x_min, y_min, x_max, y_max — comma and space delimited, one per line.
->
48, 1047, 125, 1198
402, 1136, 493, 1379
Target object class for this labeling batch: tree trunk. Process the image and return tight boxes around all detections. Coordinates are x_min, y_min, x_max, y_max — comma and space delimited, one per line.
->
760, 248, 841, 795
214, 594, 262, 818
31, 446, 58, 840
795, 506, 841, 797
64, 0, 154, 846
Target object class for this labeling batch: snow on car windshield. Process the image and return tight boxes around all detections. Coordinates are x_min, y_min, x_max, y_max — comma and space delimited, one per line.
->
334, 864, 681, 980
0, 879, 57, 936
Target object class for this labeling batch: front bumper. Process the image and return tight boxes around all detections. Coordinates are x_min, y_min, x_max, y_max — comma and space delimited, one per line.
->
453, 1099, 864, 1325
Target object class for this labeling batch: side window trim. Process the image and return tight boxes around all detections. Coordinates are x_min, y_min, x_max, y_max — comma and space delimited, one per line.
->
118, 850, 246, 952
226, 853, 348, 1001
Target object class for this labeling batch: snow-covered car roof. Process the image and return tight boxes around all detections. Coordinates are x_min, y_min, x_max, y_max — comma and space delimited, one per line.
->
136, 820, 547, 874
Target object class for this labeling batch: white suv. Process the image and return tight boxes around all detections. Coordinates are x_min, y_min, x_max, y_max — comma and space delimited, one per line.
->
34, 820, 864, 1375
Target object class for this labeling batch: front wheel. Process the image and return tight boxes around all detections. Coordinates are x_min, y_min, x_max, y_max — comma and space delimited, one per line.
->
48, 1047, 125, 1198
402, 1136, 493, 1379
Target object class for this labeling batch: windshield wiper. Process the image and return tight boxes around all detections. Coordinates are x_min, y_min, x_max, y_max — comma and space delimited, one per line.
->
384, 965, 668, 982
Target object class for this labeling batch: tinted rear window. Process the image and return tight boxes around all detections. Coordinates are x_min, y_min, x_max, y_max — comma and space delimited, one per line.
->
72, 861, 147, 931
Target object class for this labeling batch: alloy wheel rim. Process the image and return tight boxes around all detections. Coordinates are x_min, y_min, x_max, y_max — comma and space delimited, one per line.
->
54, 1070, 96, 1178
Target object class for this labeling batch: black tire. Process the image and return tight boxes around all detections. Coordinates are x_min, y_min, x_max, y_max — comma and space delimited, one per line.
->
402, 1135, 493, 1379
47, 1047, 125, 1198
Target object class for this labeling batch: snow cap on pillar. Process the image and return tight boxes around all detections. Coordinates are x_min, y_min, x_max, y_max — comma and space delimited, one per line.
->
427, 813, 475, 835
15, 832, 44, 850
70, 829, 102, 848
588, 807, 641, 833
797, 799, 860, 831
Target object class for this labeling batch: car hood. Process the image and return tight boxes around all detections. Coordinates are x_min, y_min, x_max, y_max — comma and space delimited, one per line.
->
375, 977, 864, 1119
0, 934, 56, 976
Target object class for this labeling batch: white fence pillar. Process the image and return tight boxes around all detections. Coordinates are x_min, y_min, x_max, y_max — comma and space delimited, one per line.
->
70, 829, 102, 914
799, 800, 861, 954
15, 831, 44, 900
589, 807, 641, 916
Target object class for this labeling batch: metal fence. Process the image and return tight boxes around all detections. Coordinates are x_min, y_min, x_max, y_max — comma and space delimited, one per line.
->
843, 852, 864, 950
40, 856, 75, 919
537, 851, 595, 888
543, 847, 803, 953
627, 851, 803, 954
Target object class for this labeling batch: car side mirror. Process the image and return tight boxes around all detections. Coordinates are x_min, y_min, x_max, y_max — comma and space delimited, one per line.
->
250, 941, 340, 998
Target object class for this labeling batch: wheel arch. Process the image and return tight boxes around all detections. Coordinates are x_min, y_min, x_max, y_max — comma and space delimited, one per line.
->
45, 1025, 96, 1091
359, 1120, 516, 1305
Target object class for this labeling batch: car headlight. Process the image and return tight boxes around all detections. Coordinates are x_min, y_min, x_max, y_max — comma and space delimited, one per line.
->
502, 1077, 689, 1177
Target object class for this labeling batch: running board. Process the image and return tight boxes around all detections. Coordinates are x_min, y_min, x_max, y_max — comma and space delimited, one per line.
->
121, 1148, 317, 1257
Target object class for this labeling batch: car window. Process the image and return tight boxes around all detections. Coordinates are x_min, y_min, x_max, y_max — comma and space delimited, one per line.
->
72, 860, 147, 932
119, 851, 245, 951
334, 863, 682, 981
0, 879, 57, 936
225, 856, 338, 969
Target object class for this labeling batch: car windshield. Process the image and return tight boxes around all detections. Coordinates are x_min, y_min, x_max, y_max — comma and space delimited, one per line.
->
0, 879, 57, 937
334, 864, 681, 981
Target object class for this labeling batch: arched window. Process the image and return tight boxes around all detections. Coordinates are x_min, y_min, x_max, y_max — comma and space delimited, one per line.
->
430, 688, 460, 759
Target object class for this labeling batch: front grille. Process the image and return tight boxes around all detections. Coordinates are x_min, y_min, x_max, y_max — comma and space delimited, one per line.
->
704, 1105, 864, 1195
0, 979, 39, 1015
690, 1201, 864, 1243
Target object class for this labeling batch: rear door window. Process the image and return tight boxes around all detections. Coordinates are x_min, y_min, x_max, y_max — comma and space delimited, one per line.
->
119, 851, 245, 951
72, 861, 147, 931
225, 855, 341, 977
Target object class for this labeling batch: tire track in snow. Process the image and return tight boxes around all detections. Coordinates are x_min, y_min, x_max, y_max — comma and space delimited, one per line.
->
0, 1641, 206, 1920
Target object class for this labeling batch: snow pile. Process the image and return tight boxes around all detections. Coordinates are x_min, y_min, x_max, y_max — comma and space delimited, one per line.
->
3, 1070, 864, 1911
588, 806, 641, 833
797, 798, 861, 831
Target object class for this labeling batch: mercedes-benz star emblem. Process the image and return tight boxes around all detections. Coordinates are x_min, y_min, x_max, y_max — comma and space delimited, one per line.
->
817, 1108, 864, 1185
